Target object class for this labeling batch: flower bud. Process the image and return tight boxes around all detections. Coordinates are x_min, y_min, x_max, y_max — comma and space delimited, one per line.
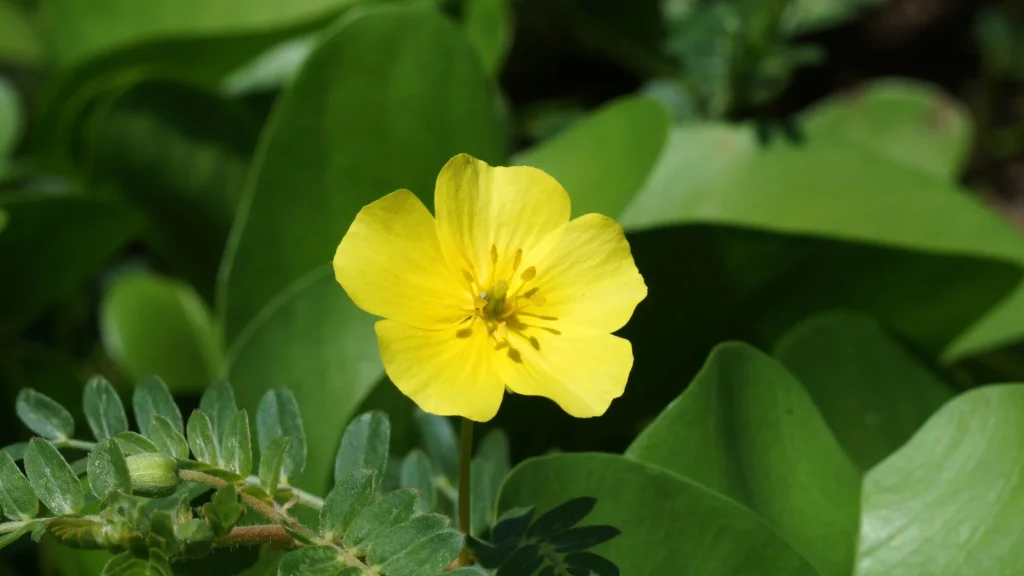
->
125, 453, 178, 496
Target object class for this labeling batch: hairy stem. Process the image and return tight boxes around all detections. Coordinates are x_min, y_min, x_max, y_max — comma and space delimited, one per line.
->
215, 524, 294, 549
177, 469, 279, 522
0, 520, 32, 535
243, 475, 325, 510
55, 438, 97, 451
456, 418, 474, 567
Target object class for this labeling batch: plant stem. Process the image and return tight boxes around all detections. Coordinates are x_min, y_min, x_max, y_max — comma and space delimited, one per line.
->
177, 469, 278, 522
56, 438, 96, 451
0, 520, 31, 535
456, 417, 474, 567
215, 524, 294, 549
243, 475, 325, 510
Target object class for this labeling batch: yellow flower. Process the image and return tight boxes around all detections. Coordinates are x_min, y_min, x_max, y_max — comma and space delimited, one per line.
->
333, 154, 647, 422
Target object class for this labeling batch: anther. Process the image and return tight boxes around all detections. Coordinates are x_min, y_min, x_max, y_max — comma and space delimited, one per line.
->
490, 245, 499, 265
521, 266, 536, 282
462, 269, 475, 284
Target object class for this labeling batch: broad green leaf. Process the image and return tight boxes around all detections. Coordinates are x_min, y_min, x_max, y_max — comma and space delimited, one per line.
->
855, 385, 1024, 576
0, 194, 140, 334
221, 410, 252, 476
400, 450, 436, 514
491, 507, 533, 544
186, 411, 218, 465
563, 551, 618, 576
0, 449, 37, 519
800, 79, 969, 181
377, 530, 462, 576
626, 343, 860, 576
148, 415, 189, 459
320, 469, 375, 541
220, 4, 504, 342
115, 432, 158, 455
226, 268, 380, 491
83, 376, 129, 441
100, 273, 223, 394
496, 545, 542, 576
618, 115, 1024, 351
24, 438, 84, 515
132, 375, 183, 436
526, 497, 596, 540
221, 34, 317, 96
334, 410, 389, 485
175, 519, 214, 559
366, 514, 450, 567
82, 81, 257, 296
1, 443, 27, 461
198, 380, 237, 449
258, 435, 291, 496
775, 312, 955, 469
345, 488, 417, 554
498, 453, 818, 576
40, 0, 360, 70
462, 0, 511, 76
16, 388, 75, 440
278, 546, 357, 576
413, 410, 458, 481
87, 438, 131, 498
256, 387, 306, 479
547, 525, 620, 553
0, 3, 40, 66
512, 96, 669, 218
202, 485, 242, 536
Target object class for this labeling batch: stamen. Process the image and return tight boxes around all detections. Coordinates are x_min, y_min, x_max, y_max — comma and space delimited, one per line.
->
529, 294, 546, 306
523, 287, 539, 298
462, 269, 475, 284
521, 266, 536, 282
495, 322, 509, 341
511, 249, 522, 274
490, 244, 499, 265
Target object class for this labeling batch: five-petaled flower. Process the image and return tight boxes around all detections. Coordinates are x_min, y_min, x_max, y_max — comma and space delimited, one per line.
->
333, 154, 647, 422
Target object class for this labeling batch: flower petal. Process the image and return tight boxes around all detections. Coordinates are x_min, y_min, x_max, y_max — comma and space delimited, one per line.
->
435, 154, 571, 283
496, 325, 633, 418
334, 190, 470, 329
529, 213, 647, 333
375, 319, 504, 422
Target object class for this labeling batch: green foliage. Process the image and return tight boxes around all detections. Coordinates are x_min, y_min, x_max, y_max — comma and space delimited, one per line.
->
87, 439, 131, 499
334, 411, 390, 487
24, 438, 84, 516
185, 411, 218, 465
16, 388, 75, 441
258, 435, 291, 495
132, 377, 183, 437
469, 500, 620, 576
256, 387, 307, 480
221, 410, 253, 477
0, 448, 38, 520
99, 273, 223, 394
83, 377, 129, 442
5, 1, 1024, 574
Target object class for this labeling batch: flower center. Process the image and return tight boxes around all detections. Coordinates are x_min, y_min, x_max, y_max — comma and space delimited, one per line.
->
455, 245, 548, 353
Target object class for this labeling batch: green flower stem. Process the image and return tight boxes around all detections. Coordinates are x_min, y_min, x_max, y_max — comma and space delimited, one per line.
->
456, 417, 474, 567
54, 438, 96, 451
